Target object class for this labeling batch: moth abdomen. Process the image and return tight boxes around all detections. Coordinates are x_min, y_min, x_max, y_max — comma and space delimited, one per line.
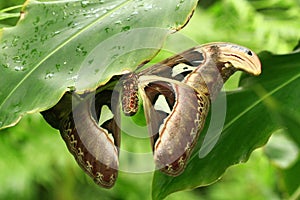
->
121, 73, 139, 116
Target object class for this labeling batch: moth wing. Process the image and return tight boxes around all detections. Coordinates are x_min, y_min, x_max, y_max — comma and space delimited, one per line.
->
139, 47, 205, 82
59, 88, 120, 189
139, 76, 210, 176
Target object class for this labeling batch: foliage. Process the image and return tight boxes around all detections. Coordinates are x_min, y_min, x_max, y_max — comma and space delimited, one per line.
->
0, 0, 299, 200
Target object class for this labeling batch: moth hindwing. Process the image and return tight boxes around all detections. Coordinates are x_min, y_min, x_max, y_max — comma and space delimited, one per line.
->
62, 89, 120, 188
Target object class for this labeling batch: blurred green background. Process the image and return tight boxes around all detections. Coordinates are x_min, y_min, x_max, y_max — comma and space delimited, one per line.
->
0, 0, 299, 199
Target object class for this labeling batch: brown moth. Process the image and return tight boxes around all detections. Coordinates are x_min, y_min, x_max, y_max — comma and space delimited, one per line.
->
42, 42, 261, 188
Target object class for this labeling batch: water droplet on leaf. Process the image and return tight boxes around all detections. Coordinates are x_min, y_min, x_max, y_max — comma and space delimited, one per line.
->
81, 1, 89, 8
121, 26, 130, 32
45, 72, 54, 79
2, 63, 10, 68
131, 11, 138, 15
88, 59, 94, 64
76, 44, 87, 56
14, 66, 25, 71
144, 4, 153, 11
68, 68, 74, 74
115, 20, 122, 25
52, 31, 61, 37
105, 27, 110, 33
11, 36, 20, 47
55, 64, 61, 71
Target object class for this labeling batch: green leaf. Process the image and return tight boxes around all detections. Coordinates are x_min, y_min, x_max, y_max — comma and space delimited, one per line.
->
152, 50, 300, 200
281, 158, 300, 198
264, 129, 299, 169
0, 0, 197, 129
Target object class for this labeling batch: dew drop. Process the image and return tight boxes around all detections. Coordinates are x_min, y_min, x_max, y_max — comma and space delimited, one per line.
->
31, 49, 38, 55
81, 0, 89, 8
63, 11, 68, 19
13, 105, 21, 114
70, 75, 78, 81
176, 0, 185, 11
52, 31, 61, 37
76, 44, 87, 56
111, 54, 119, 59
11, 36, 20, 47
14, 66, 25, 71
45, 72, 54, 79
88, 59, 94, 64
33, 17, 40, 25
121, 26, 130, 32
144, 4, 153, 11
2, 63, 10, 68
131, 11, 138, 15
1, 40, 8, 49
12, 55, 22, 63
105, 27, 110, 33
115, 20, 122, 25
64, 2, 70, 8
68, 68, 74, 74
55, 64, 61, 71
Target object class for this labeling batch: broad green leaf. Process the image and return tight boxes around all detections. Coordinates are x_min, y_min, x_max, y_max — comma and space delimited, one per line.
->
152, 51, 300, 200
264, 129, 299, 169
0, 0, 197, 129
264, 130, 300, 198
281, 158, 300, 198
